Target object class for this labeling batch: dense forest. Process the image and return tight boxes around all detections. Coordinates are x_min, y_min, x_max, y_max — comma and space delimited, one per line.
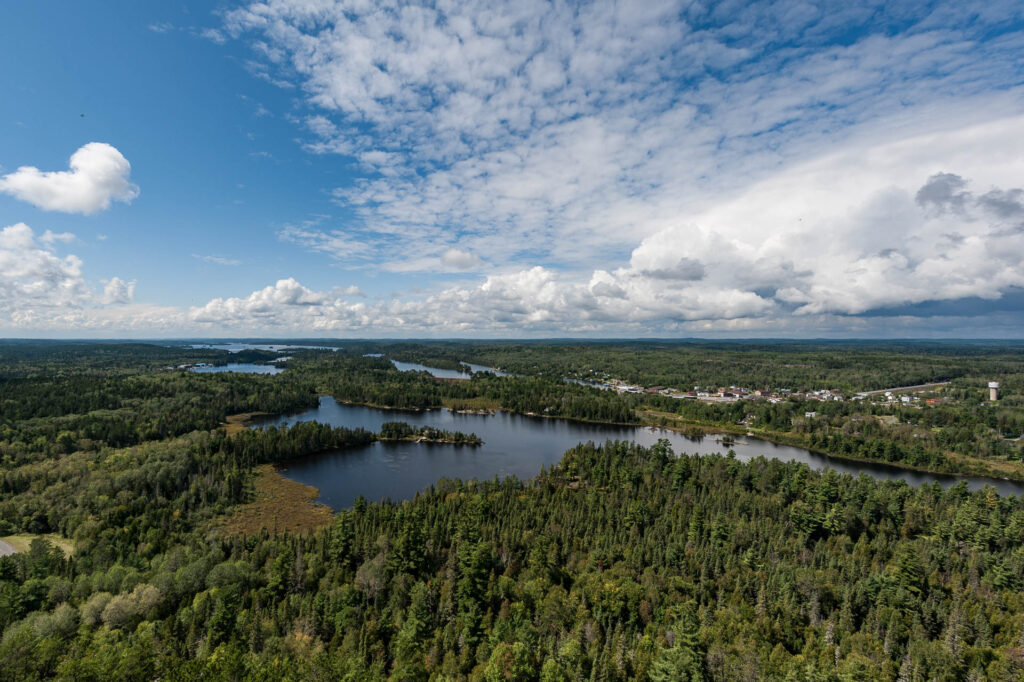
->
5, 437, 1024, 679
2, 340, 1024, 679
379, 422, 483, 445
338, 340, 1024, 393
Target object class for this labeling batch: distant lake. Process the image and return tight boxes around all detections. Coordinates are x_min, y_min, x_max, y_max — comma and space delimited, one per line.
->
462, 362, 515, 377
190, 343, 338, 353
388, 358, 513, 379
191, 363, 284, 375
257, 397, 1024, 510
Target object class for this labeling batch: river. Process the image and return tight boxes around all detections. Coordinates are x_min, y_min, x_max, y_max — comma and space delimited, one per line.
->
256, 396, 1024, 509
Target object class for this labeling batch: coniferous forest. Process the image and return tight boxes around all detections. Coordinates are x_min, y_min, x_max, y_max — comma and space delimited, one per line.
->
3, 340, 1024, 680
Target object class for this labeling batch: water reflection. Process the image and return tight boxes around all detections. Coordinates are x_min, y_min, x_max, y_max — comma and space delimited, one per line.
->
257, 397, 1024, 509
191, 363, 284, 375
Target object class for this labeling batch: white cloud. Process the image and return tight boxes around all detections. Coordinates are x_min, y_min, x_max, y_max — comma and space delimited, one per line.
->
194, 254, 242, 266
225, 0, 1024, 277
145, 118, 1024, 333
7, 2, 1024, 336
340, 285, 364, 297
440, 249, 482, 270
277, 224, 375, 262
621, 116, 1024, 317
0, 223, 150, 332
199, 28, 226, 44
0, 223, 89, 310
1, 262, 1018, 336
101, 277, 136, 305
188, 278, 364, 325
0, 143, 139, 214
40, 230, 75, 245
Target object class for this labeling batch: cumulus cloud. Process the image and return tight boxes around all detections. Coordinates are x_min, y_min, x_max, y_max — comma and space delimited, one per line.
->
620, 117, 1024, 317
0, 223, 150, 332
101, 277, 136, 305
340, 285, 365, 297
0, 223, 88, 309
188, 278, 365, 325
0, 143, 139, 214
440, 249, 482, 270
141, 267, 768, 335
639, 258, 707, 283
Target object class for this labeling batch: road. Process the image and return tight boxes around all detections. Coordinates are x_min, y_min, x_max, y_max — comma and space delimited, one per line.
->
0, 540, 16, 557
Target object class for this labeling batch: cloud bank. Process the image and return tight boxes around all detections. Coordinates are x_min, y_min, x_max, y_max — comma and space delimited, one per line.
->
4, 138, 1023, 338
0, 224, 144, 330
3, 1, 1024, 337
224, 0, 1024, 276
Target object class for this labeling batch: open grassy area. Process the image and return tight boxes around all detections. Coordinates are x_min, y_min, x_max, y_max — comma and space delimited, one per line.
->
1, 534, 75, 558
221, 412, 269, 435
210, 464, 334, 536
946, 451, 1024, 479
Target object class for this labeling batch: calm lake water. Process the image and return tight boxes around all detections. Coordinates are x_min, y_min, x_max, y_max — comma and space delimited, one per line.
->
388, 359, 512, 379
190, 343, 339, 353
390, 359, 472, 379
257, 396, 1024, 509
191, 363, 284, 375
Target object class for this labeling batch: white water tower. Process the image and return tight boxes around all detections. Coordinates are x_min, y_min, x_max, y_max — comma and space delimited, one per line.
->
989, 381, 1000, 402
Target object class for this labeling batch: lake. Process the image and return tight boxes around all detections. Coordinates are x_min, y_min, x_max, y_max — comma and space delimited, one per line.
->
388, 358, 513, 379
189, 343, 339, 353
189, 354, 507, 378
191, 363, 284, 375
257, 396, 1024, 509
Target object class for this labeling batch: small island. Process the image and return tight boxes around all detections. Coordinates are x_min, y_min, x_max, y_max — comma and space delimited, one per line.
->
378, 421, 483, 445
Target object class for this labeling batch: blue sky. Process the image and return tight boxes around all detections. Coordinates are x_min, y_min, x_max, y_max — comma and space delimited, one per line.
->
1, 0, 1023, 337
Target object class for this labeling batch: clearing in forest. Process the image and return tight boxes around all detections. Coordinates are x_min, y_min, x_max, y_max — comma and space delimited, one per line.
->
210, 464, 334, 536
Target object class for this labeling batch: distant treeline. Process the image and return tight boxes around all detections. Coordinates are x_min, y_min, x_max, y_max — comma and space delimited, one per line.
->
349, 339, 1024, 393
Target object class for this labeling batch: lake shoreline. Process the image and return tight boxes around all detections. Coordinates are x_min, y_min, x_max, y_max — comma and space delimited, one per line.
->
256, 397, 1024, 510
640, 409, 1024, 485
261, 396, 1024, 488
378, 436, 484, 446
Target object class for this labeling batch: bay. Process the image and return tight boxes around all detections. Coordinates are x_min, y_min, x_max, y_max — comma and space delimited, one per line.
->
257, 397, 1024, 509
